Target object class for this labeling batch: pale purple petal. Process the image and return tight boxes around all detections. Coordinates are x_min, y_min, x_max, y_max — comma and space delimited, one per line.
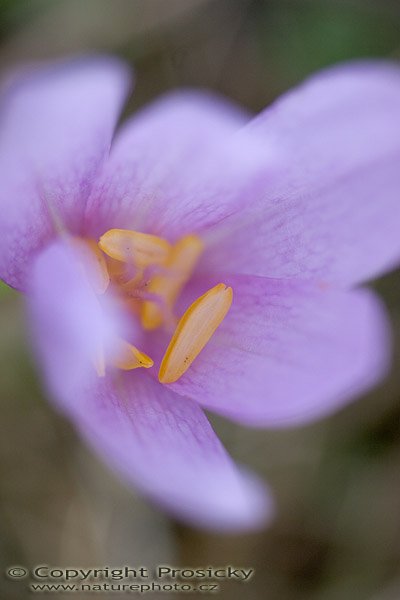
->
203, 62, 400, 286
0, 56, 131, 290
42, 365, 273, 530
84, 91, 275, 239
27, 239, 126, 403
165, 275, 390, 427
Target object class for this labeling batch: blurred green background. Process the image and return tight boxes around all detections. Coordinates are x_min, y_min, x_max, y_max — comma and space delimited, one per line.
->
0, 1, 400, 599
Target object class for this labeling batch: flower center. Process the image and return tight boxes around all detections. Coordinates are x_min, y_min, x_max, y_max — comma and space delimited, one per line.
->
86, 228, 232, 383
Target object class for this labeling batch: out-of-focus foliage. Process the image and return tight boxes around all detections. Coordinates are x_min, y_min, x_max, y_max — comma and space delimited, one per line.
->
0, 281, 12, 299
257, 1, 400, 88
0, 2, 399, 600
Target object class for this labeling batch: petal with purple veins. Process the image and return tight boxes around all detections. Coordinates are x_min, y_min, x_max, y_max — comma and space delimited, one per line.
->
59, 371, 273, 531
204, 62, 400, 286
0, 56, 131, 290
85, 91, 276, 239
165, 274, 391, 427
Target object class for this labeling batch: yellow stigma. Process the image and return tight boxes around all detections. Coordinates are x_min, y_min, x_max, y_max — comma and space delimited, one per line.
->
99, 229, 171, 269
93, 338, 153, 376
112, 338, 154, 371
141, 234, 204, 330
158, 283, 233, 384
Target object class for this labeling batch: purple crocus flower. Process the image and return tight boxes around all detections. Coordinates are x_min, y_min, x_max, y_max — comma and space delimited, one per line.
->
1, 56, 400, 531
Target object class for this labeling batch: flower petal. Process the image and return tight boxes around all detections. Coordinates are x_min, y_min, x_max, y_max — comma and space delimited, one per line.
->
27, 239, 127, 403
165, 275, 391, 427
45, 369, 273, 531
0, 56, 131, 289
85, 91, 275, 239
204, 62, 400, 286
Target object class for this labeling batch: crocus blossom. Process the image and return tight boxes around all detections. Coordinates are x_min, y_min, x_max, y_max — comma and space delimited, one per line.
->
1, 56, 400, 530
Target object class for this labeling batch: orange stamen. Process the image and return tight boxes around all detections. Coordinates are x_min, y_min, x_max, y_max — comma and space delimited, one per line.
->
159, 283, 232, 384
